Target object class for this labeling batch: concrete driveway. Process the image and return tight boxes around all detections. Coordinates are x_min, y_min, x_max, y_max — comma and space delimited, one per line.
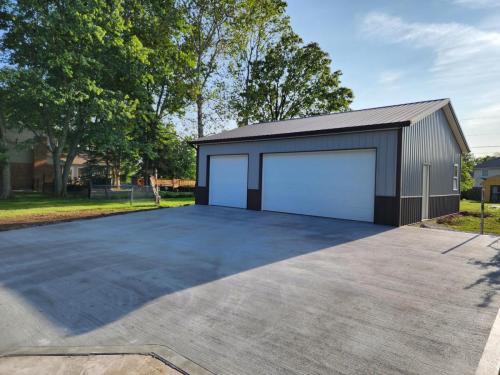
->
0, 206, 498, 375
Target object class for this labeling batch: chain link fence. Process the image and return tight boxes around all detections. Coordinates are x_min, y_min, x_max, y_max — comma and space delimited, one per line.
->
89, 184, 155, 203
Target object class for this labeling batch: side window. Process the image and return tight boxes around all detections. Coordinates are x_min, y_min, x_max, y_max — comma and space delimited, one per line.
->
481, 169, 488, 177
453, 164, 459, 191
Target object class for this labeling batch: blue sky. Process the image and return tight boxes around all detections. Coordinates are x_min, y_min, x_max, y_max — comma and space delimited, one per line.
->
286, 0, 500, 156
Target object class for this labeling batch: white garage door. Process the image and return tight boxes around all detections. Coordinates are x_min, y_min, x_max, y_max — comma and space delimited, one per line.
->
209, 155, 248, 208
262, 149, 376, 222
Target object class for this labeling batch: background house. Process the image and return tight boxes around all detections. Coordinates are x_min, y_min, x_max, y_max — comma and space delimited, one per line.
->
481, 176, 500, 203
0, 128, 94, 192
473, 157, 500, 187
472, 157, 500, 203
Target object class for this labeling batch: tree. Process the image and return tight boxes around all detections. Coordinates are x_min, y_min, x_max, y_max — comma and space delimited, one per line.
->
0, 68, 18, 199
155, 127, 196, 179
228, 0, 288, 127
0, 2, 14, 199
129, 0, 194, 178
240, 32, 353, 123
461, 153, 475, 193
0, 108, 12, 199
475, 154, 500, 166
1, 0, 150, 195
85, 102, 142, 187
183, 0, 240, 138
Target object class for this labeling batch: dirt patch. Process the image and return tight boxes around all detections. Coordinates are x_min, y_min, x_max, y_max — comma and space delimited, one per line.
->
436, 214, 460, 225
459, 210, 492, 218
0, 208, 160, 231
435, 211, 492, 225
0, 354, 182, 375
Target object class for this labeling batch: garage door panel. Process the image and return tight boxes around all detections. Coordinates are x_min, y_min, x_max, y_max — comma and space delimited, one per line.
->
262, 150, 376, 222
209, 155, 248, 208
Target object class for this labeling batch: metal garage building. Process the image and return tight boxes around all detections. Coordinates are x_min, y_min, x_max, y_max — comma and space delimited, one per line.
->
190, 99, 469, 226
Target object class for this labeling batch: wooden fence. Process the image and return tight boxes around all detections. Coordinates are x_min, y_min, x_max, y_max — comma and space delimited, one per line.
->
147, 177, 196, 189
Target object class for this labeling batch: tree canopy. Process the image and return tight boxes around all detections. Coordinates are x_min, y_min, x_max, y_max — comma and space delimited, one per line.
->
228, 0, 289, 126
0, 0, 354, 197
236, 32, 353, 123
461, 153, 475, 193
1, 0, 152, 195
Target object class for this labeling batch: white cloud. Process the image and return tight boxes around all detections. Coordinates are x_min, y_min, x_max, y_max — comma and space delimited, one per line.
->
453, 0, 500, 8
464, 104, 500, 154
479, 14, 500, 30
362, 12, 500, 154
462, 102, 500, 136
378, 70, 403, 85
362, 12, 500, 77
362, 12, 500, 91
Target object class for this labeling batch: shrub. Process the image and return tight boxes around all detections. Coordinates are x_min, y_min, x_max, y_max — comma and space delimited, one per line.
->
160, 191, 194, 199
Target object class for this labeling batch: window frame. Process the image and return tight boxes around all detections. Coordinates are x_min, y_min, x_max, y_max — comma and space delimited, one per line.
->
453, 163, 459, 191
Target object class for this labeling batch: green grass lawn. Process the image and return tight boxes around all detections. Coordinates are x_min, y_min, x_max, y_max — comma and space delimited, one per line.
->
434, 199, 500, 235
0, 192, 194, 229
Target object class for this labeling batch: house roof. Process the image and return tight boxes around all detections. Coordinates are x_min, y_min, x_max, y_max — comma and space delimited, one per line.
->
475, 157, 500, 169
191, 98, 470, 153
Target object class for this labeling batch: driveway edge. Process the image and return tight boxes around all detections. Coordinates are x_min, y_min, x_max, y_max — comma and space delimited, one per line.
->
475, 307, 500, 375
0, 345, 215, 375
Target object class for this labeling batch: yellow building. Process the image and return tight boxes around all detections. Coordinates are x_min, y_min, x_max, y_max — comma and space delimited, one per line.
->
481, 175, 500, 203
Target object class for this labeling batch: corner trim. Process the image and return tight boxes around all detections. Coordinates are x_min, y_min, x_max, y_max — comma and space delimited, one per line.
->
396, 127, 403, 226
194, 145, 199, 188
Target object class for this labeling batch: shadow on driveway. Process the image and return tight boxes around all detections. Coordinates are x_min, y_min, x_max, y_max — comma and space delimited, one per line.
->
0, 206, 390, 335
465, 237, 500, 308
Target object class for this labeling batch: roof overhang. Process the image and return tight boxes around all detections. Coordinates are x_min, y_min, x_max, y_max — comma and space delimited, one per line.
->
190, 99, 471, 154
189, 122, 410, 146
406, 99, 469, 154
441, 102, 470, 154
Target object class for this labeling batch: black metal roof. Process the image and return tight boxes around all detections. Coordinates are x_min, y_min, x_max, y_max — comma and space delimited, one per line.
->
191, 98, 469, 153
475, 157, 500, 169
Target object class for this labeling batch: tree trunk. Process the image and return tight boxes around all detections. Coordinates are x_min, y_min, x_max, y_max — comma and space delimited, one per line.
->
196, 95, 204, 138
0, 119, 12, 199
52, 150, 63, 196
111, 162, 120, 188
61, 151, 77, 196
0, 161, 11, 199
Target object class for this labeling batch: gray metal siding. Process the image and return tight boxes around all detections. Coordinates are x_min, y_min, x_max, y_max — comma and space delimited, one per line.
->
198, 129, 398, 196
401, 109, 461, 197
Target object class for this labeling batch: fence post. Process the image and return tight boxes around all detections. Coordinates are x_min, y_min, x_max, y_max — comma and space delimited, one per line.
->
480, 187, 484, 235
130, 185, 134, 206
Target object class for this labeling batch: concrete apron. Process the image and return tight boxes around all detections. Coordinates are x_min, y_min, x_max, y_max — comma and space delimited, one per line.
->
0, 345, 215, 375
2, 326, 499, 375
475, 307, 500, 375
